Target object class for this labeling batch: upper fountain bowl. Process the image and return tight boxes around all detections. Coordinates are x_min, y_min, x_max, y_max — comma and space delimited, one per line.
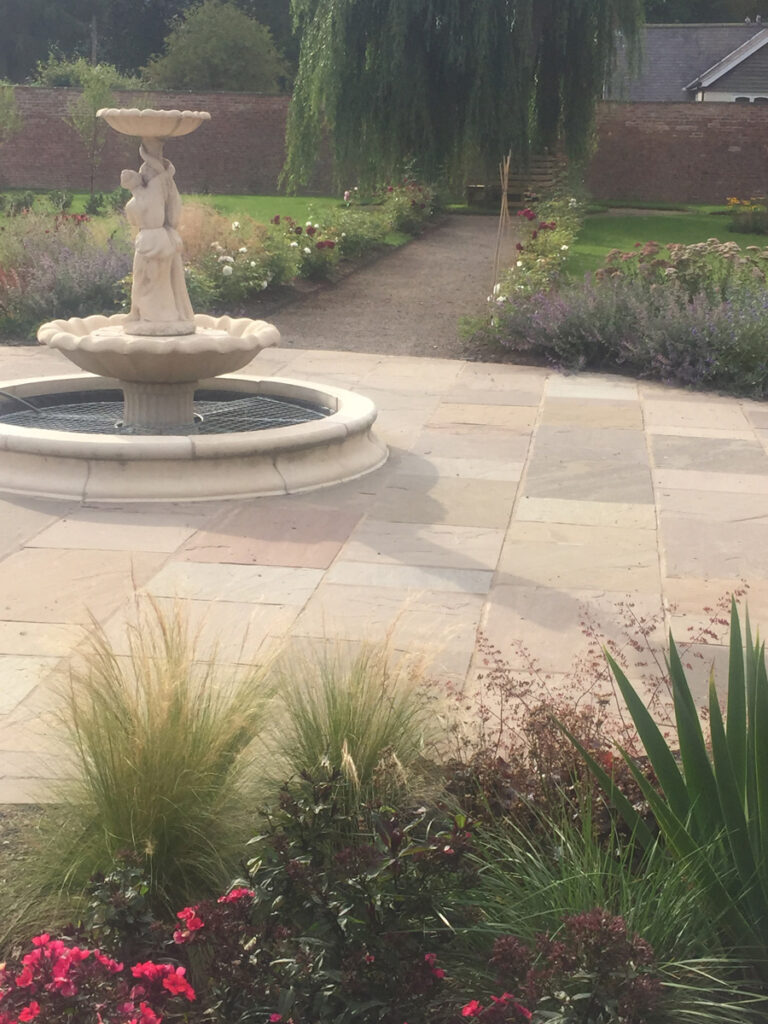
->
96, 108, 211, 138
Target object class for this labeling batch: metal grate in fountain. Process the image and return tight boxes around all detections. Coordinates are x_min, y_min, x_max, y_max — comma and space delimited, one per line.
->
0, 390, 330, 435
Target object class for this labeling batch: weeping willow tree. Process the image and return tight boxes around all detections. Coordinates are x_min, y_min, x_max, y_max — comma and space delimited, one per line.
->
282, 0, 643, 190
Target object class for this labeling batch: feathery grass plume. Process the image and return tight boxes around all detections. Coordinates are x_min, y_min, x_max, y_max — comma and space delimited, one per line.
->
271, 639, 437, 809
33, 600, 274, 918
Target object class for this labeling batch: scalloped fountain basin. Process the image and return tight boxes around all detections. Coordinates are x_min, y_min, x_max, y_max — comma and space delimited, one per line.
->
38, 313, 280, 383
0, 373, 388, 502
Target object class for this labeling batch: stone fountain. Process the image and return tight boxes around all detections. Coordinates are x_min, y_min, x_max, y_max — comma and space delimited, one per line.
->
0, 109, 387, 501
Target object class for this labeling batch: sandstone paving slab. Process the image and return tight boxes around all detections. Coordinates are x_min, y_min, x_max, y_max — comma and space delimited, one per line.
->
654, 468, 768, 494
279, 631, 474, 684
359, 356, 464, 389
532, 425, 649, 461
0, 621, 85, 657
643, 399, 751, 432
145, 561, 325, 606
497, 522, 660, 592
656, 488, 768, 522
545, 376, 638, 400
428, 403, 537, 430
373, 475, 517, 528
645, 424, 756, 441
411, 425, 533, 460
0, 549, 166, 624
338, 520, 506, 570
0, 497, 74, 559
540, 398, 643, 429
663, 579, 768, 637
353, 387, 441, 414
325, 561, 493, 594
28, 504, 221, 553
523, 459, 654, 504
478, 585, 666, 676
395, 452, 524, 482
181, 502, 363, 569
291, 583, 485, 654
514, 496, 656, 530
661, 515, 768, 579
745, 408, 768, 428
99, 595, 299, 664
650, 435, 768, 475
0, 655, 61, 715
442, 386, 542, 407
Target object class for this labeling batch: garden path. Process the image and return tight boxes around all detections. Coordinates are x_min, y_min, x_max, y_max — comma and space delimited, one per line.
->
0, 216, 768, 801
267, 213, 505, 360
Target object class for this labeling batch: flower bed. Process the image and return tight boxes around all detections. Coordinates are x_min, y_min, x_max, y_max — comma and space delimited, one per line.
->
1, 597, 766, 1023
472, 193, 768, 397
0, 183, 438, 341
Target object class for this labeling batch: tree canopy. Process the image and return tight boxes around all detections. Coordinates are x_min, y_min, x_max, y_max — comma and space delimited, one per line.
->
1, 0, 296, 83
142, 0, 286, 91
282, 0, 644, 190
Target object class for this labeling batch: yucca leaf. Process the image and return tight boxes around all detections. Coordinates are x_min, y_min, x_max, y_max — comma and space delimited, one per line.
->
554, 720, 655, 848
708, 673, 765, 909
606, 652, 689, 820
726, 597, 747, 797
752, 637, 768, 868
667, 636, 719, 840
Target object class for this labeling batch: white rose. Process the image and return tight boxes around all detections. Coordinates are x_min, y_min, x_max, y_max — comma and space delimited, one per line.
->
290, 241, 299, 247
238, 246, 247, 253
303, 246, 311, 254
231, 221, 240, 230
218, 255, 234, 263
221, 264, 233, 276
561, 244, 569, 251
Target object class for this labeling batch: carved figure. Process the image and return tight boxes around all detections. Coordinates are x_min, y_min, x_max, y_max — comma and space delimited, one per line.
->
121, 142, 194, 333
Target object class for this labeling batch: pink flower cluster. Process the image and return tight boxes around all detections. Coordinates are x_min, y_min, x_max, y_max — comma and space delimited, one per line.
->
0, 933, 195, 1024
461, 992, 532, 1021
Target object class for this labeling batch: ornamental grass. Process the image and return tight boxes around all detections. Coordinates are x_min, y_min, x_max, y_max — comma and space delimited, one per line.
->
30, 601, 275, 922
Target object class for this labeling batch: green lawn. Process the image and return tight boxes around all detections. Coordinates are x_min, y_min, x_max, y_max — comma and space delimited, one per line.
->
569, 208, 768, 279
3, 189, 341, 224
1, 189, 412, 247
192, 193, 341, 224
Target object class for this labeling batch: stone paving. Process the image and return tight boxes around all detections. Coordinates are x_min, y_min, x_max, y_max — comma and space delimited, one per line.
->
1, 343, 768, 801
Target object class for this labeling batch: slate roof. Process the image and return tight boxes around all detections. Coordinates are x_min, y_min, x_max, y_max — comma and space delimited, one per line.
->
608, 23, 767, 101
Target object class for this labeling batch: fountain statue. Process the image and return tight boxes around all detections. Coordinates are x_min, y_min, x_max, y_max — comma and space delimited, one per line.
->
0, 109, 387, 500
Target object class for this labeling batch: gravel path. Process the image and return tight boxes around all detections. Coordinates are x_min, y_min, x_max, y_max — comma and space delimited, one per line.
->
269, 213, 505, 360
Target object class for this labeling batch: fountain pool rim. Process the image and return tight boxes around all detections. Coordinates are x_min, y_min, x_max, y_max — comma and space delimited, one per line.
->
0, 373, 388, 502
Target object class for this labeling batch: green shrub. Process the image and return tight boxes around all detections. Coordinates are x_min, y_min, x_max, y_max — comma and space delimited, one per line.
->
171, 775, 475, 1023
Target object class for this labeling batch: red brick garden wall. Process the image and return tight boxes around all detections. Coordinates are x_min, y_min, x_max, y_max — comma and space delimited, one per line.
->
4, 88, 768, 204
587, 101, 768, 204
0, 87, 333, 195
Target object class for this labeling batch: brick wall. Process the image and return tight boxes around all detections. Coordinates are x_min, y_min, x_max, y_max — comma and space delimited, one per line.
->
0, 87, 332, 195
587, 101, 768, 204
4, 88, 768, 205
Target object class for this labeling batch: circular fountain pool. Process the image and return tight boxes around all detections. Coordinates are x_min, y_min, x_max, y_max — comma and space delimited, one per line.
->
0, 374, 388, 502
